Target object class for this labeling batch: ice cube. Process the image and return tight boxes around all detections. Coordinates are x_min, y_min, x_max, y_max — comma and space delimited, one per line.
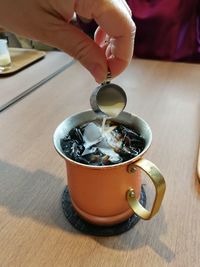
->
82, 146, 97, 156
97, 146, 121, 162
83, 122, 102, 143
95, 131, 121, 162
105, 131, 122, 150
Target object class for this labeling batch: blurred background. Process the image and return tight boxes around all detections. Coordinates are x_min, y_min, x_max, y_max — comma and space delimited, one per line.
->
0, 29, 55, 51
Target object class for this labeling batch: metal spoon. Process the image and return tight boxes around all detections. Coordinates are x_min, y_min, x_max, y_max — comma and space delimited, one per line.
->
90, 70, 127, 118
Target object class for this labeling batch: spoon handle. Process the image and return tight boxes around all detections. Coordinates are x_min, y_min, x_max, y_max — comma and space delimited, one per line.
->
102, 68, 112, 85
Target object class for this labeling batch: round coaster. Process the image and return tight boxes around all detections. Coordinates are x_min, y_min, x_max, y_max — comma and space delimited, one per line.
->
62, 186, 146, 236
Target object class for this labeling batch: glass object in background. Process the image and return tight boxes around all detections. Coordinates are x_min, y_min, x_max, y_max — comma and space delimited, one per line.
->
0, 39, 11, 71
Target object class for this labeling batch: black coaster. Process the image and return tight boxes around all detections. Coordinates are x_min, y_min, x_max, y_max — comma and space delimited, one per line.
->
62, 186, 146, 236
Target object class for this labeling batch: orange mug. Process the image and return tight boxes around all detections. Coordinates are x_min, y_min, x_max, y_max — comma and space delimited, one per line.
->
53, 110, 166, 225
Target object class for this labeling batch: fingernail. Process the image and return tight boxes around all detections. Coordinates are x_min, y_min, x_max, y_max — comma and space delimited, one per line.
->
89, 64, 106, 83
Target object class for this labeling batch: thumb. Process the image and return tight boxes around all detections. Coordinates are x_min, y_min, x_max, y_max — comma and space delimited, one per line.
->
46, 22, 107, 83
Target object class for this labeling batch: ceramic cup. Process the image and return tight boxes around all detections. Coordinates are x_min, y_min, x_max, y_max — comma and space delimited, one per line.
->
53, 110, 166, 225
0, 39, 11, 70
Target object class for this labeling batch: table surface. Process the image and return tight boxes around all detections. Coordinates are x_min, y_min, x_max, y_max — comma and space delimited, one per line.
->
0, 58, 200, 267
0, 50, 73, 111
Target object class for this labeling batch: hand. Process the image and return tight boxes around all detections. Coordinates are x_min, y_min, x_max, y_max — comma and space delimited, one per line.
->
0, 0, 136, 83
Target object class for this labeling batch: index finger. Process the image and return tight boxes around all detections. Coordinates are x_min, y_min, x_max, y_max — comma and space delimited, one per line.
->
92, 0, 136, 77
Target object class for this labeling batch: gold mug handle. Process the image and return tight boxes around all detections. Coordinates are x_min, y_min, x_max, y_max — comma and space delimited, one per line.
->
127, 158, 166, 220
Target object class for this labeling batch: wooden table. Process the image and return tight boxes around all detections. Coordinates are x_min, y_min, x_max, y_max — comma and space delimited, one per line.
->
0, 59, 200, 267
0, 50, 74, 112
